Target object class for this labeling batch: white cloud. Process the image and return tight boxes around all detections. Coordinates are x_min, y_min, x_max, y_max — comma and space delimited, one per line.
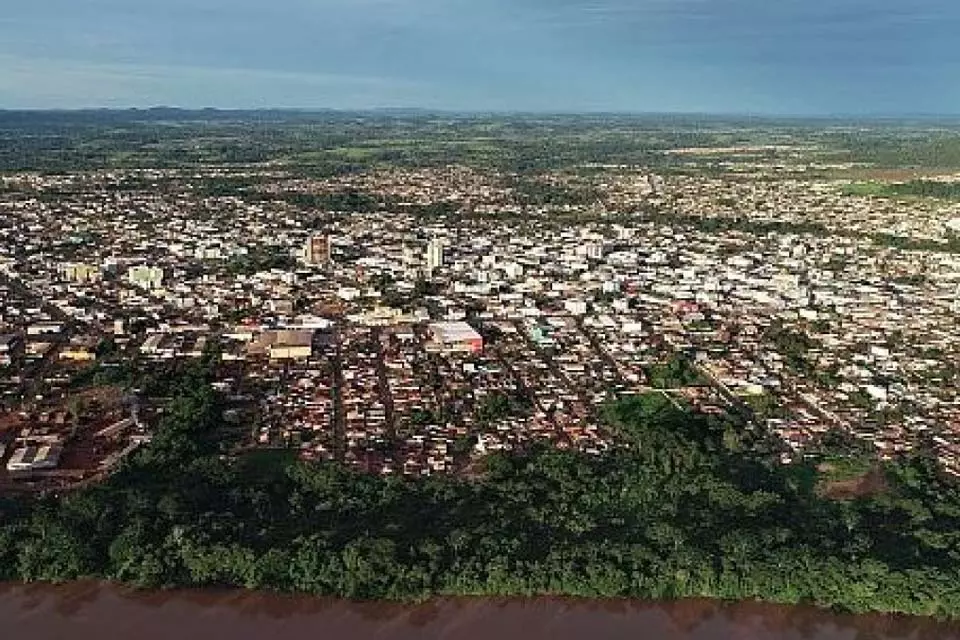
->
0, 55, 427, 108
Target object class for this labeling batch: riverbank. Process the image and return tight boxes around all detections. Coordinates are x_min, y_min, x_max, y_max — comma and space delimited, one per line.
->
2, 582, 959, 640
6, 391, 960, 619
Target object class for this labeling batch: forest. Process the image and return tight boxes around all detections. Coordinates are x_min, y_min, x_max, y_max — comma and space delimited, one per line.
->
3, 361, 960, 619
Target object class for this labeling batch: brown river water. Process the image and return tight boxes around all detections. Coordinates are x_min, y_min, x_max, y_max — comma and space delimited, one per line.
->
2, 582, 959, 640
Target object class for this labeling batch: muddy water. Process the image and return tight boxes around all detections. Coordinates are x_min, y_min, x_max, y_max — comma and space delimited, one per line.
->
1, 582, 958, 640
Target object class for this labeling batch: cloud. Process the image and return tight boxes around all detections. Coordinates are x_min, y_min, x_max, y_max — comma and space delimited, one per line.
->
0, 55, 427, 109
0, 1, 957, 113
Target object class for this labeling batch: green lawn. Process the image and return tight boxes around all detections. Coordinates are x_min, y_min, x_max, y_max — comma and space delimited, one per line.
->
841, 181, 895, 197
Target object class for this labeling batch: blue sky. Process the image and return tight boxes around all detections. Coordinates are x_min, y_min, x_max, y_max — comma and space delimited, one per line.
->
0, 0, 957, 114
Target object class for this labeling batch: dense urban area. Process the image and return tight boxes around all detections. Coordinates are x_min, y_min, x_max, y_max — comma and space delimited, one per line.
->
3, 111, 960, 618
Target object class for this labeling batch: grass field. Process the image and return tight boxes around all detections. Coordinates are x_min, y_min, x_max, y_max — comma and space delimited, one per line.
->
818, 455, 875, 483
815, 455, 888, 500
841, 181, 896, 197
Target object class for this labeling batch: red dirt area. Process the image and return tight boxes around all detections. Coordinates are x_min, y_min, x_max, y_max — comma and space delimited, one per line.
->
59, 407, 133, 470
818, 467, 890, 500
0, 387, 135, 493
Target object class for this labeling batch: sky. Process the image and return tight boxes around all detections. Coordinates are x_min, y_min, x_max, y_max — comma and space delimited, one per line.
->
0, 0, 958, 114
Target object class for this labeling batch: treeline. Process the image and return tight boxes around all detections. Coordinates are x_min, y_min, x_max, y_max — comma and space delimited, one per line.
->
254, 190, 383, 213
846, 180, 960, 201
4, 378, 960, 617
223, 246, 297, 276
641, 212, 833, 238
888, 180, 960, 200
646, 353, 705, 389
833, 133, 960, 169
505, 177, 602, 207
872, 233, 960, 254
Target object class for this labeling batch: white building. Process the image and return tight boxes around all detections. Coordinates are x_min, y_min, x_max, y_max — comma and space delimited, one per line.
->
564, 299, 589, 315
426, 239, 445, 272
128, 265, 164, 290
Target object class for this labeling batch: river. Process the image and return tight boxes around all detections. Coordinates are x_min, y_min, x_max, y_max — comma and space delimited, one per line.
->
1, 582, 958, 639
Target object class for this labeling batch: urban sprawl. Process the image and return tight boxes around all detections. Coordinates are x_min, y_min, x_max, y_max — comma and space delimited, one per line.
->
2, 152, 960, 488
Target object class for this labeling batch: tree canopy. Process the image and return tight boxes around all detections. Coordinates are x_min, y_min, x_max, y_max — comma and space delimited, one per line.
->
3, 371, 960, 619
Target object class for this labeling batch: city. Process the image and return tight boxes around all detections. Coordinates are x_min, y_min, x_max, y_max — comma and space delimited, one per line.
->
7, 0, 960, 632
3, 112, 960, 619
2, 139, 960, 488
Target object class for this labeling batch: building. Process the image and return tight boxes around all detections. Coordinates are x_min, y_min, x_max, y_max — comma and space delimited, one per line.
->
258, 329, 315, 360
6, 444, 63, 472
141, 333, 170, 358
426, 239, 445, 272
26, 323, 63, 337
428, 321, 483, 354
577, 243, 604, 260
564, 299, 589, 315
59, 262, 101, 283
304, 234, 332, 266
586, 243, 605, 260
128, 265, 164, 290
268, 299, 295, 315
60, 335, 101, 362
503, 262, 524, 279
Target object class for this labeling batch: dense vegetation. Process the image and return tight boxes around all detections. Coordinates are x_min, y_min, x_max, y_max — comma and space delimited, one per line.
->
833, 132, 960, 169
223, 246, 298, 276
872, 232, 960, 254
845, 180, 960, 201
646, 354, 705, 389
3, 363, 960, 619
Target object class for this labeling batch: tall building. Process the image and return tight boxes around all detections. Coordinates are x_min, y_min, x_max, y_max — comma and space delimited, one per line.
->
426, 239, 445, 272
60, 262, 101, 283
304, 234, 332, 266
576, 243, 604, 260
127, 266, 164, 290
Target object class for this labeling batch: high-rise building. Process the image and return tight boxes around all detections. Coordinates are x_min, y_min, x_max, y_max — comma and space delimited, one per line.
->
304, 234, 332, 266
127, 266, 164, 290
60, 262, 101, 283
426, 239, 445, 272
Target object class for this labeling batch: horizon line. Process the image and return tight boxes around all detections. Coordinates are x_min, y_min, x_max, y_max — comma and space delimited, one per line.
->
2, 106, 960, 121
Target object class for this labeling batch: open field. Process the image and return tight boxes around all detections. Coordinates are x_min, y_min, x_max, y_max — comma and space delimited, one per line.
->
818, 466, 890, 500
